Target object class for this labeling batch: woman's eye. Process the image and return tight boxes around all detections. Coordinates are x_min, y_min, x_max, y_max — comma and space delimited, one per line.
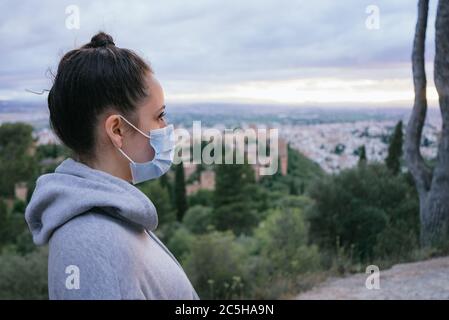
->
159, 111, 166, 119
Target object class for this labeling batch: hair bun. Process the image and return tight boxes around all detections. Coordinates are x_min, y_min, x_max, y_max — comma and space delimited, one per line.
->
89, 32, 115, 48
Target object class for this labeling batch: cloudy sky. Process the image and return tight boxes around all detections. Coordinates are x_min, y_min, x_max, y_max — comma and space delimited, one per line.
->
0, 0, 441, 107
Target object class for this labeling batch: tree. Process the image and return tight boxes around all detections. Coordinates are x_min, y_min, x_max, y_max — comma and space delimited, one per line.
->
173, 163, 188, 221
182, 205, 214, 234
166, 225, 195, 264
386, 121, 403, 175
0, 199, 8, 249
358, 145, 367, 166
307, 164, 419, 262
260, 146, 324, 197
213, 160, 257, 235
138, 180, 176, 226
0, 247, 48, 299
188, 189, 214, 207
0, 123, 37, 197
159, 173, 172, 195
0, 198, 34, 253
253, 207, 320, 276
405, 0, 449, 246
184, 231, 248, 299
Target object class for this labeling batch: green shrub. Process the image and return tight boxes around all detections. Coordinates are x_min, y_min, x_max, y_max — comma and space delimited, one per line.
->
0, 247, 48, 299
138, 180, 176, 226
307, 163, 419, 262
253, 207, 320, 276
166, 225, 196, 264
184, 231, 248, 299
182, 205, 214, 234
188, 189, 214, 207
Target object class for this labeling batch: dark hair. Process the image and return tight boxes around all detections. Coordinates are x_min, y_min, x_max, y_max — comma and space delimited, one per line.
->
48, 31, 153, 159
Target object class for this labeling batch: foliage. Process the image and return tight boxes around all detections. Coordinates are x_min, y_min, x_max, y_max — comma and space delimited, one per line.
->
307, 163, 419, 262
188, 189, 214, 207
253, 207, 321, 276
385, 121, 403, 174
0, 123, 37, 197
182, 205, 214, 234
138, 179, 176, 226
173, 163, 188, 221
166, 224, 196, 264
260, 145, 324, 195
212, 156, 258, 235
0, 247, 48, 299
184, 230, 248, 299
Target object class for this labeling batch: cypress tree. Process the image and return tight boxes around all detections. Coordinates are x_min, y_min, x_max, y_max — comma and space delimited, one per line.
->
174, 162, 188, 221
358, 145, 367, 166
385, 121, 403, 175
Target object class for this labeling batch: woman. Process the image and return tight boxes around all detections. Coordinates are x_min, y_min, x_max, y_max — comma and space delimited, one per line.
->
25, 32, 199, 300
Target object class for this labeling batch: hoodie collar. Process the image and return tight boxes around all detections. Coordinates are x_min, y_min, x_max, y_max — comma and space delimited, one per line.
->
25, 157, 158, 245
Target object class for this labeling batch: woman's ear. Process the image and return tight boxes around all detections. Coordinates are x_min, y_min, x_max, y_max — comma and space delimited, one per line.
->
104, 115, 124, 149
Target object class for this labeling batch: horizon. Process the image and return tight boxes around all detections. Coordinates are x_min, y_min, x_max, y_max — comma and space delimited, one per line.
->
0, 98, 445, 111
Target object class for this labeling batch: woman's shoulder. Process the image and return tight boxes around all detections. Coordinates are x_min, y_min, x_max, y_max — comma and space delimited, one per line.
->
47, 210, 142, 299
49, 209, 143, 256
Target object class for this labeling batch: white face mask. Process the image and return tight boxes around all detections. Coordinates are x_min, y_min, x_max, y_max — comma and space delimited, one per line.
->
116, 115, 175, 184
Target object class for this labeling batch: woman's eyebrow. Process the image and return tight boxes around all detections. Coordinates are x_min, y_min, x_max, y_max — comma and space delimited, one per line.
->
155, 104, 166, 114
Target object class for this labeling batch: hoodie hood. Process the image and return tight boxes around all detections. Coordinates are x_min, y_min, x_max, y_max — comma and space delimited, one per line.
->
25, 157, 158, 245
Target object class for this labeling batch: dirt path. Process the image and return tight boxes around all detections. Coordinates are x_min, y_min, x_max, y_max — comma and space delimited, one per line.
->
296, 256, 449, 300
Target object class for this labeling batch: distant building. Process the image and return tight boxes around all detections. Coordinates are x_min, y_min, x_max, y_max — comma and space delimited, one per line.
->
183, 162, 197, 181
184, 135, 288, 193
200, 170, 215, 190
34, 128, 60, 145
15, 182, 28, 202
2, 182, 29, 211
186, 169, 215, 195
279, 137, 288, 176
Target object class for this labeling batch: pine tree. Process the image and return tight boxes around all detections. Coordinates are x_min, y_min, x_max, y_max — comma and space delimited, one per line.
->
160, 173, 170, 190
358, 145, 367, 166
386, 120, 403, 175
0, 199, 9, 248
212, 146, 257, 235
0, 123, 37, 197
174, 162, 188, 221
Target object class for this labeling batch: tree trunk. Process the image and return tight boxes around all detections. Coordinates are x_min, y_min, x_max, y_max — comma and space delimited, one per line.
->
406, 0, 449, 247
428, 0, 449, 246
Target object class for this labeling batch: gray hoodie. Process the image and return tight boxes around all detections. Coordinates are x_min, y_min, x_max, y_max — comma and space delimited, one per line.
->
25, 157, 199, 300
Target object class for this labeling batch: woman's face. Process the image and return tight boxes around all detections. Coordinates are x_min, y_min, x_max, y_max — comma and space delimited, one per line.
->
103, 72, 167, 179
121, 73, 167, 163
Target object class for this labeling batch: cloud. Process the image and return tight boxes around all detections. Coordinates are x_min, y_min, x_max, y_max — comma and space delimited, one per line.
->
0, 0, 438, 105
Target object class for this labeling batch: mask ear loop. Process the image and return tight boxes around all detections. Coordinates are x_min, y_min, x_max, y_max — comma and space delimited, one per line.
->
117, 147, 136, 164
116, 115, 150, 164
118, 115, 150, 138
